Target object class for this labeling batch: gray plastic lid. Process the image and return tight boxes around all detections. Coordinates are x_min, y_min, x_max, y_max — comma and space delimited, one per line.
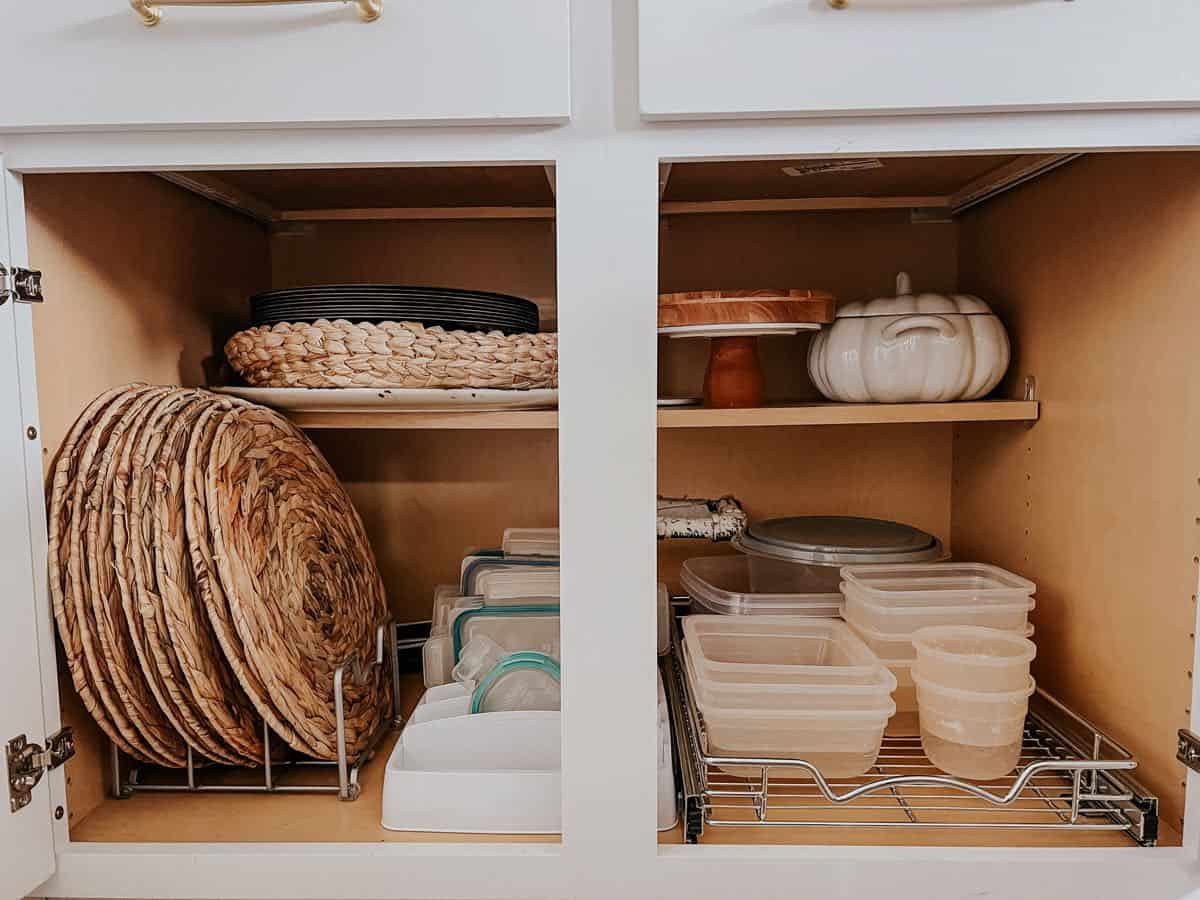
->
734, 516, 942, 565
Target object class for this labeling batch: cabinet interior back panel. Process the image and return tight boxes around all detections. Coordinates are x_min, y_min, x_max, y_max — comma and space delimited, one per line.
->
658, 424, 953, 592
269, 218, 557, 327
954, 152, 1200, 840
311, 429, 558, 623
658, 210, 957, 401
24, 172, 271, 829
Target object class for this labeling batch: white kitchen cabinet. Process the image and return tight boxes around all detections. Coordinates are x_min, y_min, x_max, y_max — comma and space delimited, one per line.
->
638, 0, 1200, 120
1, 3, 1200, 898
0, 0, 570, 130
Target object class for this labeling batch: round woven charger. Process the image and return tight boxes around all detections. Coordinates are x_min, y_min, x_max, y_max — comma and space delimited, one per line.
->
66, 385, 177, 766
184, 401, 320, 759
123, 389, 244, 765
205, 405, 389, 759
224, 320, 558, 390
155, 394, 267, 763
85, 386, 188, 766
48, 384, 148, 762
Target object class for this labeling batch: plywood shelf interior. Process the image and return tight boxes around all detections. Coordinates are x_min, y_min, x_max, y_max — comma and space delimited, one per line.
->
657, 400, 1038, 428
282, 401, 1037, 430
286, 409, 560, 430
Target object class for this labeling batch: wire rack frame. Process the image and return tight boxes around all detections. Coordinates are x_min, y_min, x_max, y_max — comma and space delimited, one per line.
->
110, 620, 403, 802
663, 621, 1158, 845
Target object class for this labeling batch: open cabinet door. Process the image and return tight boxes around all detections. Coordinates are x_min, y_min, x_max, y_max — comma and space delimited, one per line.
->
0, 158, 57, 899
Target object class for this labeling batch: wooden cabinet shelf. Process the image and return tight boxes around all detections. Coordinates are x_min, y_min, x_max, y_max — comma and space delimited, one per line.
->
657, 400, 1038, 429
286, 401, 1037, 430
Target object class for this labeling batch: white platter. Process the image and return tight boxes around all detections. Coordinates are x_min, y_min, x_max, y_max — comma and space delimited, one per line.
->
657, 397, 702, 407
210, 386, 559, 413
658, 322, 823, 339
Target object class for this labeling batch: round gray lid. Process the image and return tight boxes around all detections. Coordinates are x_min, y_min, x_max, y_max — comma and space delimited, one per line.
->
734, 516, 942, 565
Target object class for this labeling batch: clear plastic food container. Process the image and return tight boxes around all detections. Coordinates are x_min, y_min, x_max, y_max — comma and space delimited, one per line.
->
699, 695, 895, 778
845, 610, 1034, 662
682, 555, 844, 616
683, 638, 895, 711
912, 625, 1037, 692
733, 516, 946, 595
914, 672, 1035, 779
683, 616, 884, 685
839, 562, 1035, 608
843, 588, 1035, 635
886, 660, 919, 735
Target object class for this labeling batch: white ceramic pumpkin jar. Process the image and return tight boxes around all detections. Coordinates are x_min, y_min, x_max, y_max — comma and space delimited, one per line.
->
808, 272, 1011, 403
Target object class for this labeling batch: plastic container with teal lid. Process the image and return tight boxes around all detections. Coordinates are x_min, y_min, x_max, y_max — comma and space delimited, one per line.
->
470, 651, 561, 714
681, 555, 843, 616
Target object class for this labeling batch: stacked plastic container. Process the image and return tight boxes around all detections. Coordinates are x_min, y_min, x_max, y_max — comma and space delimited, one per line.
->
682, 517, 945, 618
840, 563, 1036, 734
682, 616, 896, 777
911, 626, 1037, 779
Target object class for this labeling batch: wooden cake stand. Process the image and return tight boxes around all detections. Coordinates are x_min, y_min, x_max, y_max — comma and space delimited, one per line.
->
658, 289, 835, 408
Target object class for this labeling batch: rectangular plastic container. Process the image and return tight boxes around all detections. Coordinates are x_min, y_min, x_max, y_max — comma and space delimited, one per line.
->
502, 527, 560, 558
682, 555, 844, 616
683, 638, 895, 711
689, 664, 895, 779
840, 562, 1035, 608
476, 568, 561, 601
845, 610, 1034, 663
683, 616, 884, 685
843, 589, 1035, 635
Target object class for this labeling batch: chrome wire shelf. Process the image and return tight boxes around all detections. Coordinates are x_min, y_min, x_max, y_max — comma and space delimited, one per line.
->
664, 617, 1158, 845
110, 621, 403, 802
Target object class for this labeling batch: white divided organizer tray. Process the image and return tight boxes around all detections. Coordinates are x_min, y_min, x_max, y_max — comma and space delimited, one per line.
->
383, 673, 677, 833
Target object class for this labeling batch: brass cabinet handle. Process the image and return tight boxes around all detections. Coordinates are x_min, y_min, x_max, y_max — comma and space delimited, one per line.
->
130, 0, 381, 27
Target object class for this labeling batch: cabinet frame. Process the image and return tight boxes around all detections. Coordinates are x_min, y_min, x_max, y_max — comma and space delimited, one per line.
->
4, 4, 1200, 894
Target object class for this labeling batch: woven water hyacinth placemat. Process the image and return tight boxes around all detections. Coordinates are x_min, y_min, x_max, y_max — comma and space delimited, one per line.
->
204, 405, 389, 759
87, 386, 188, 766
49, 384, 149, 762
156, 395, 267, 763
225, 320, 558, 390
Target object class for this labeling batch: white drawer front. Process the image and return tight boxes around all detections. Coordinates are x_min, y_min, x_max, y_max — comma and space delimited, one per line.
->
639, 0, 1200, 120
2, 0, 569, 130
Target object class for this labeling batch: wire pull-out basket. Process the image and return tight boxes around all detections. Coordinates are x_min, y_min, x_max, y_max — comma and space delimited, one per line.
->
664, 624, 1157, 846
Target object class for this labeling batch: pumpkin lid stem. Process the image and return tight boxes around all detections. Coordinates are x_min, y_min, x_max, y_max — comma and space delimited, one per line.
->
896, 272, 913, 296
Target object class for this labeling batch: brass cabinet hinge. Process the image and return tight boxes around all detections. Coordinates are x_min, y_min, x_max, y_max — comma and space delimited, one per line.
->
7, 727, 73, 813
0, 264, 44, 305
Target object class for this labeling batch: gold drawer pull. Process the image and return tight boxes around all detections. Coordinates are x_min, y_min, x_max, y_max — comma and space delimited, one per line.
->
130, 0, 381, 27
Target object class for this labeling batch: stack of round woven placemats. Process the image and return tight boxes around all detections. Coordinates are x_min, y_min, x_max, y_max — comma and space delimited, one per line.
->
250, 285, 540, 335
48, 384, 390, 767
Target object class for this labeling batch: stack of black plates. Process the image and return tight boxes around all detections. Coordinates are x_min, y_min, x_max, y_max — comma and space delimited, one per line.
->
250, 285, 541, 335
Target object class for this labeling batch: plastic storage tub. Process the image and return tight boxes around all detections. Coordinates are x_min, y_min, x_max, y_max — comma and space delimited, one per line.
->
501, 527, 559, 557
843, 589, 1035, 634
914, 672, 1035, 779
733, 516, 946, 595
699, 695, 895, 778
840, 563, 1035, 608
683, 616, 884, 685
912, 625, 1037, 692
845, 610, 1034, 663
681, 555, 843, 616
683, 637, 895, 711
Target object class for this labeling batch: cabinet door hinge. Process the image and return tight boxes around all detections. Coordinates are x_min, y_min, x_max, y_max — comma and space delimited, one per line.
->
7, 727, 73, 813
1177, 729, 1200, 774
0, 264, 44, 305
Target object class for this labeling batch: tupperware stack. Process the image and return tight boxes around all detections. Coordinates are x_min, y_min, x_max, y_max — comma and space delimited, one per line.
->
683, 516, 946, 617
681, 616, 896, 778
840, 563, 1036, 734
389, 527, 677, 834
